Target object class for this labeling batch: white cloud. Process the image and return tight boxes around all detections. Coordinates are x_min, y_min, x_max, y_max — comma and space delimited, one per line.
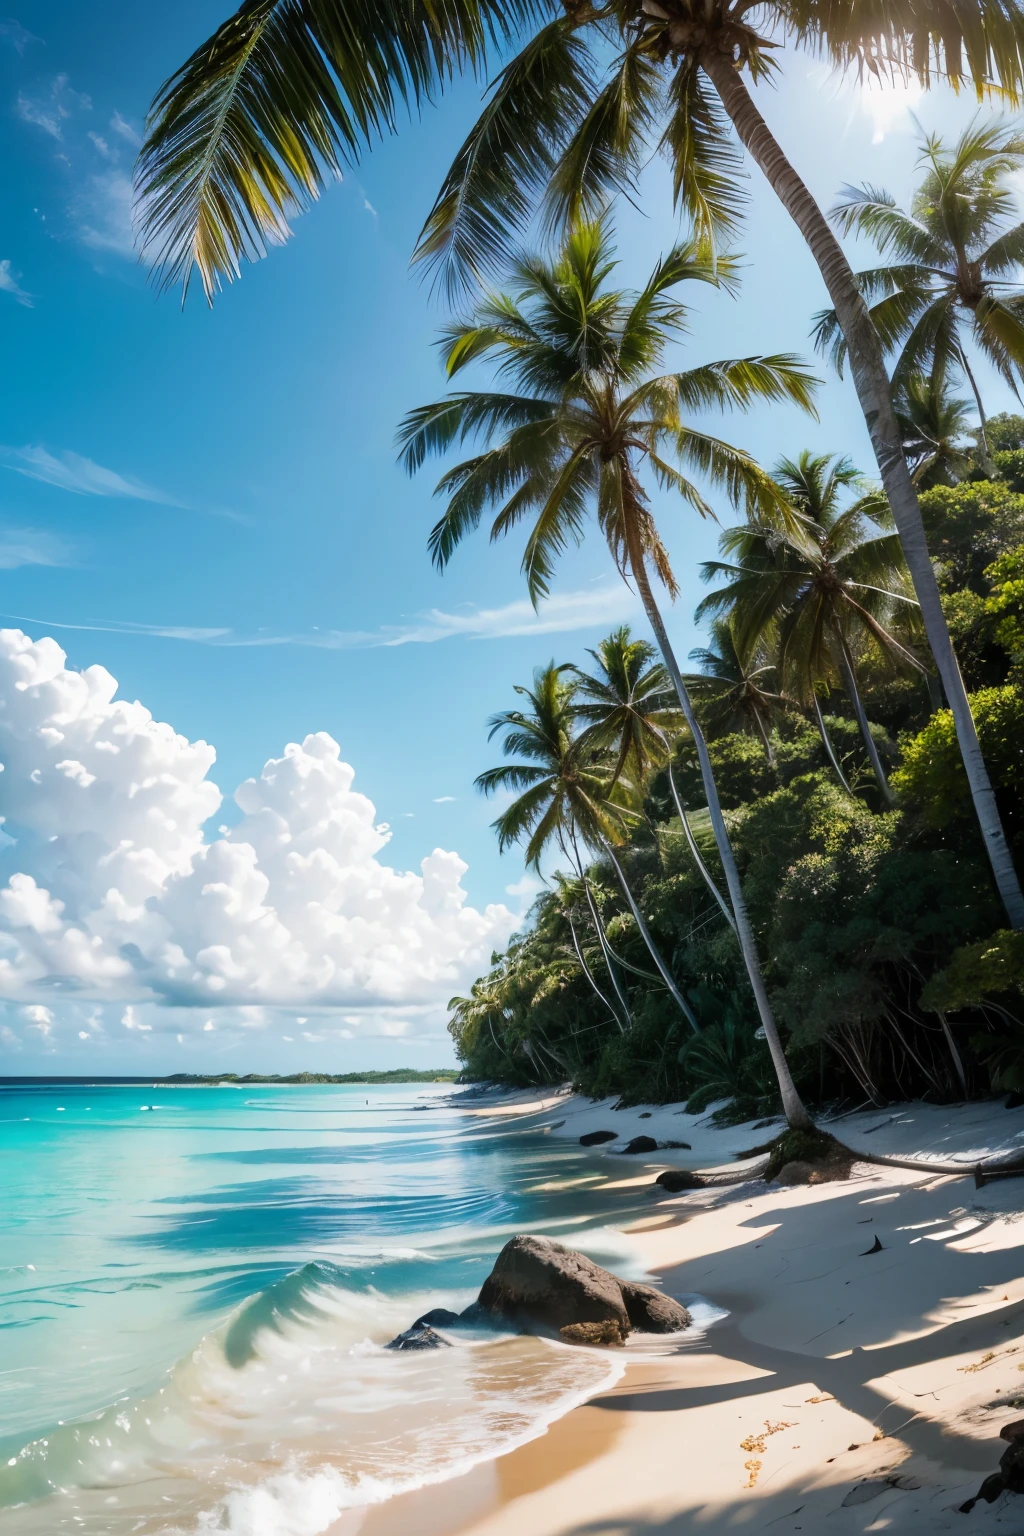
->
109, 110, 141, 147
0, 260, 33, 308
0, 631, 514, 1035
0, 585, 637, 651
1, 445, 179, 504
23, 1003, 53, 1035
0, 527, 69, 569
74, 169, 135, 255
16, 74, 90, 140
433, 795, 457, 804
0, 19, 39, 54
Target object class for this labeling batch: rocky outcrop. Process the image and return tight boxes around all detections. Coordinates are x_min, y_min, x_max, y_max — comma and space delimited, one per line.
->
620, 1280, 691, 1333
474, 1234, 690, 1345
622, 1135, 658, 1155
385, 1325, 451, 1351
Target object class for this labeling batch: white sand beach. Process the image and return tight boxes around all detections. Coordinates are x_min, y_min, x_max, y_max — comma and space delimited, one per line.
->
344, 1091, 1024, 1536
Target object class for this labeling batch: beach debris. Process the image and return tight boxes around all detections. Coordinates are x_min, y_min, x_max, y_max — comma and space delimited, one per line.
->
740, 1421, 794, 1455
655, 1169, 703, 1193
861, 1235, 884, 1255
579, 1130, 618, 1146
805, 1394, 834, 1403
622, 1135, 659, 1155
385, 1325, 451, 1351
743, 1459, 762, 1488
474, 1234, 690, 1345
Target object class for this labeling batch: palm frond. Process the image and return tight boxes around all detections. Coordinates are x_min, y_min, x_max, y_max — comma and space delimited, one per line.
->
660, 60, 746, 248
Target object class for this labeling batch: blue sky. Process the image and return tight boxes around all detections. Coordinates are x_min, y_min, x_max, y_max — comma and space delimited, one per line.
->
0, 3, 1019, 1072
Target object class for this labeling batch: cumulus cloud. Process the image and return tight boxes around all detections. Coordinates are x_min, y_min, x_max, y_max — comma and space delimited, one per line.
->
0, 631, 514, 1039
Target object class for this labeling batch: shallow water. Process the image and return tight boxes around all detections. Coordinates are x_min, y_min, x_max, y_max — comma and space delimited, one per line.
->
0, 1082, 681, 1535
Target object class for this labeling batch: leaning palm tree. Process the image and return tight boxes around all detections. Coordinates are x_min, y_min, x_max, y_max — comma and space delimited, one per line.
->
894, 370, 976, 489
400, 221, 814, 1125
136, 0, 1024, 931
814, 124, 1024, 464
684, 616, 782, 764
571, 626, 682, 790
698, 451, 921, 804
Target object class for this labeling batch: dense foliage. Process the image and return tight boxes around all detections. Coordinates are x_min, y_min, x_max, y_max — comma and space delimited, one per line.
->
450, 433, 1024, 1114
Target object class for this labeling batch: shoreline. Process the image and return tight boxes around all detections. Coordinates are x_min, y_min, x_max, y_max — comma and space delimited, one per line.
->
339, 1087, 1024, 1535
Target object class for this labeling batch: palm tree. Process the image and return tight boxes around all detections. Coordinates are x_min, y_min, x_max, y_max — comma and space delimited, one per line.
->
571, 626, 681, 789
698, 451, 922, 804
136, 0, 1024, 931
895, 371, 976, 489
477, 660, 637, 1029
399, 221, 814, 1126
684, 617, 781, 764
813, 124, 1024, 465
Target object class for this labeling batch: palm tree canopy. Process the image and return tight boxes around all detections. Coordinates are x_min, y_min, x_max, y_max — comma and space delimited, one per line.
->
895, 370, 976, 487
684, 616, 781, 741
396, 220, 816, 607
570, 625, 683, 789
697, 449, 919, 696
813, 123, 1024, 394
136, 0, 1024, 301
476, 661, 628, 869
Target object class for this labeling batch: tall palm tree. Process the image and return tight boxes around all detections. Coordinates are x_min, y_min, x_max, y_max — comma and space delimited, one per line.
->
698, 451, 921, 804
136, 0, 1024, 931
399, 221, 814, 1126
684, 616, 781, 764
894, 371, 976, 489
478, 661, 637, 1029
813, 124, 1024, 464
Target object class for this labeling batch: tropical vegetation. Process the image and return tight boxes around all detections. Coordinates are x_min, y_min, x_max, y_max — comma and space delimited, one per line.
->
450, 417, 1024, 1111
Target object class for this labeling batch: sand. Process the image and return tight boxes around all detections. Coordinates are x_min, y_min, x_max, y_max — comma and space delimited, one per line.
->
333, 1090, 1024, 1536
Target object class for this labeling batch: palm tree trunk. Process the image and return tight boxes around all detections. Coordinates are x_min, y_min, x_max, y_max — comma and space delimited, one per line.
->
666, 762, 737, 933
834, 637, 895, 805
582, 876, 633, 1030
601, 840, 701, 1034
960, 352, 996, 477
812, 694, 854, 796
622, 517, 812, 1129
566, 908, 626, 1033
700, 51, 1024, 933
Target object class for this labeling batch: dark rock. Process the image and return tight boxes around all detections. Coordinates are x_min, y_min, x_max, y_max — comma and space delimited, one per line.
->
1006, 1091, 1024, 1110
457, 1301, 493, 1327
1001, 1439, 1024, 1493
472, 1235, 692, 1347
664, 1141, 691, 1150
1001, 1418, 1024, 1444
621, 1135, 658, 1155
559, 1319, 626, 1347
655, 1169, 703, 1193
620, 1281, 691, 1334
386, 1325, 451, 1351
960, 1472, 1006, 1511
579, 1130, 618, 1147
638, 1112, 652, 1119
410, 1308, 461, 1330
476, 1235, 629, 1342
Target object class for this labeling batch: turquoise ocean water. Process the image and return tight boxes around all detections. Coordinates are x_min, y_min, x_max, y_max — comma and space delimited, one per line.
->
0, 1081, 665, 1536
